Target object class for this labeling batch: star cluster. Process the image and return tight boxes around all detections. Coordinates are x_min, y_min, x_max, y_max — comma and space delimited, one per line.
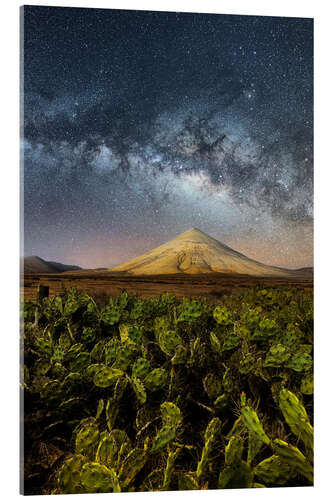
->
23, 6, 313, 269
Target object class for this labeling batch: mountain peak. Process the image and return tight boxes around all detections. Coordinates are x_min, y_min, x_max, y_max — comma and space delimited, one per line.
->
111, 229, 293, 277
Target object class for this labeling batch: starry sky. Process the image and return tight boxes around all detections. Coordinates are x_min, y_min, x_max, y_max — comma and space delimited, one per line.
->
22, 6, 313, 269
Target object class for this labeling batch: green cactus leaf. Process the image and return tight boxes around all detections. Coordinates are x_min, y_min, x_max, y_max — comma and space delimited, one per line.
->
85, 363, 104, 380
203, 372, 223, 399
96, 399, 104, 419
222, 333, 240, 351
213, 305, 232, 325
102, 305, 121, 325
119, 448, 147, 488
144, 368, 168, 392
58, 454, 88, 494
75, 423, 100, 458
225, 436, 244, 466
218, 461, 252, 489
106, 400, 119, 431
151, 425, 176, 453
214, 393, 229, 411
279, 389, 313, 456
34, 358, 51, 376
254, 454, 296, 485
95, 434, 118, 467
90, 340, 107, 362
252, 317, 278, 341
104, 338, 119, 365
272, 439, 313, 483
81, 327, 96, 345
239, 353, 256, 374
264, 344, 291, 368
132, 357, 151, 379
178, 472, 199, 490
131, 377, 147, 404
160, 401, 183, 429
204, 417, 222, 442
287, 352, 313, 372
177, 300, 203, 322
69, 352, 91, 372
241, 406, 270, 446
210, 331, 222, 355
81, 462, 120, 493
93, 366, 124, 388
171, 344, 188, 365
158, 329, 182, 356
300, 372, 313, 395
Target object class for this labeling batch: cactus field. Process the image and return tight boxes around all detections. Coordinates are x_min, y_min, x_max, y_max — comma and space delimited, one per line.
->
22, 285, 313, 494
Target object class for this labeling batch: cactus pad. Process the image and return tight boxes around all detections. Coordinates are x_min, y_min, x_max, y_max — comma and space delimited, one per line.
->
144, 368, 168, 391
93, 366, 124, 388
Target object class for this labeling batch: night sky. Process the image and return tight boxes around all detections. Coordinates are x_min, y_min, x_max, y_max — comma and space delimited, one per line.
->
22, 6, 313, 269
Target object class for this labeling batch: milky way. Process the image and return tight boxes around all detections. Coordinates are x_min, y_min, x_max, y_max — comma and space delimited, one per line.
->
22, 6, 313, 269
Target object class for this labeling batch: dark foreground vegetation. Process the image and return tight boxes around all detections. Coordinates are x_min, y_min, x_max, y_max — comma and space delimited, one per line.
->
22, 286, 313, 494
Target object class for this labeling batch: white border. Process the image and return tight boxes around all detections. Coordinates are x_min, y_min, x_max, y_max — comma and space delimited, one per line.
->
1, 1, 332, 499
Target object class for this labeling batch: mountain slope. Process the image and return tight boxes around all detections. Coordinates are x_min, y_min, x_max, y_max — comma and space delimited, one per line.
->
23, 256, 82, 273
111, 228, 294, 277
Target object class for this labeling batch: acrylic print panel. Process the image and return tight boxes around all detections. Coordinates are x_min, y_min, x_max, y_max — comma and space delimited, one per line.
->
21, 5, 313, 495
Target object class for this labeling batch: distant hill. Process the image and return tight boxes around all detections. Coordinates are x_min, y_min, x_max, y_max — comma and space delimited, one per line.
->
295, 267, 314, 277
23, 256, 82, 273
111, 228, 298, 277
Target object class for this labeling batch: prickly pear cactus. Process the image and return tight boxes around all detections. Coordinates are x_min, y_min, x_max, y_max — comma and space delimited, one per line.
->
75, 423, 100, 458
151, 425, 176, 453
214, 393, 229, 410
144, 368, 168, 392
222, 333, 240, 351
127, 325, 143, 345
287, 351, 313, 372
95, 434, 118, 467
300, 372, 313, 395
203, 372, 223, 399
101, 305, 121, 325
254, 455, 296, 486
81, 326, 96, 344
130, 300, 145, 320
252, 317, 278, 341
69, 352, 91, 372
177, 300, 203, 322
279, 389, 313, 456
239, 353, 256, 374
264, 344, 291, 368
171, 344, 188, 365
160, 402, 182, 429
218, 460, 253, 489
132, 357, 150, 379
241, 406, 270, 446
119, 448, 147, 488
80, 462, 120, 493
104, 338, 119, 365
131, 377, 147, 404
225, 436, 244, 466
271, 439, 313, 483
58, 454, 88, 494
213, 305, 232, 325
178, 473, 199, 490
158, 330, 182, 356
113, 342, 137, 371
210, 331, 222, 355
196, 417, 222, 483
93, 366, 124, 388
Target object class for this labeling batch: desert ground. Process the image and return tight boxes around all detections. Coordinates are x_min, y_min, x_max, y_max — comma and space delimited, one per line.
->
22, 270, 313, 303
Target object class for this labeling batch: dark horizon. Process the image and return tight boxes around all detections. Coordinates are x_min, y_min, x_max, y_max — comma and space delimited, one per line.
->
23, 6, 313, 269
